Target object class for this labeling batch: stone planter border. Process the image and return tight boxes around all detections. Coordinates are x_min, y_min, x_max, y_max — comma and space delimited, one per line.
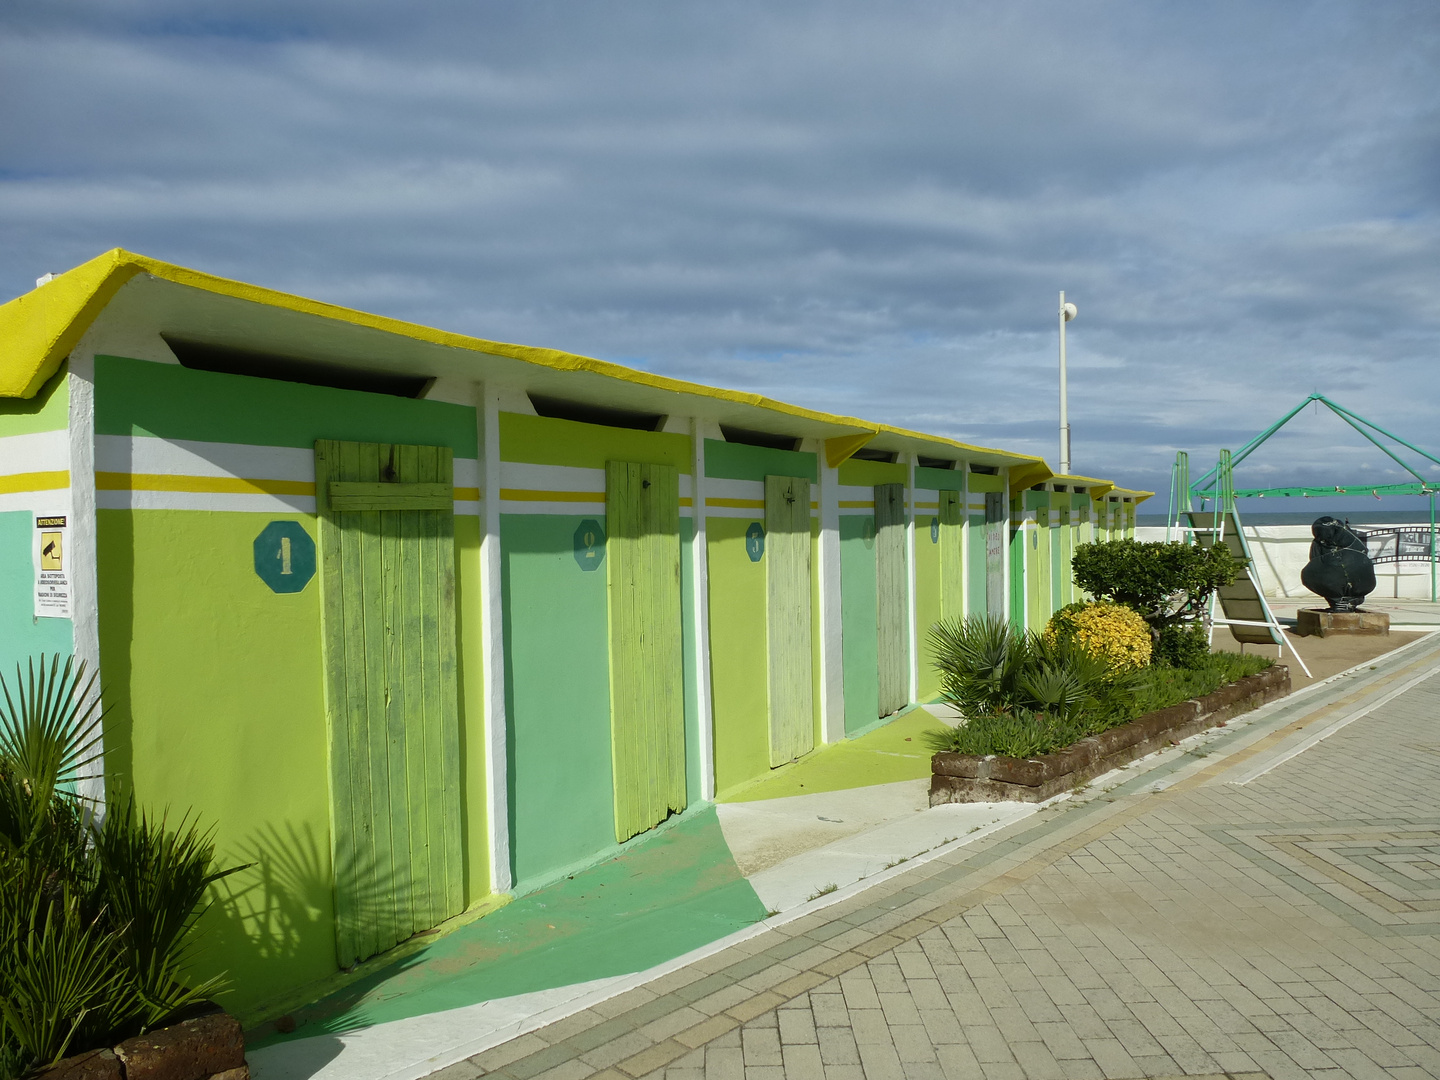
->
930, 664, 1291, 805
35, 1009, 247, 1080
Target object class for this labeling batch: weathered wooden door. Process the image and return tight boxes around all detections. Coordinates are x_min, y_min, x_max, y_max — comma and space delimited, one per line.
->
606, 461, 686, 843
874, 483, 908, 718
938, 489, 964, 621
315, 440, 463, 968
765, 475, 813, 766
984, 492, 1006, 618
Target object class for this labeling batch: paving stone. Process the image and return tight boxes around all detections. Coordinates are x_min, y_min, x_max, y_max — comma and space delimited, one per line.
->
433, 654, 1440, 1080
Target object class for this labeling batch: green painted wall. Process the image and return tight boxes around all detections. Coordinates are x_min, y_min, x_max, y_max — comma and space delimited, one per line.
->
838, 516, 878, 734
912, 466, 961, 491
967, 472, 1005, 494
0, 513, 74, 675
98, 510, 335, 1016
913, 511, 942, 701
704, 440, 817, 484
501, 514, 614, 882
94, 356, 478, 453
0, 365, 69, 436
501, 513, 700, 883
708, 517, 768, 796
837, 459, 906, 488
92, 359, 490, 1015
500, 413, 690, 471
95, 508, 488, 1018
967, 510, 987, 620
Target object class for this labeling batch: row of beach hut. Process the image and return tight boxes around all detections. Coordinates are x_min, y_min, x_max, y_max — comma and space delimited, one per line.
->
0, 250, 1148, 1009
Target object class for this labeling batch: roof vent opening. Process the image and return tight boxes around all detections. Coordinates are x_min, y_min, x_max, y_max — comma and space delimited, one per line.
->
1072, 486, 1087, 494
850, 447, 898, 463
528, 394, 666, 432
719, 425, 801, 451
1030, 484, 1045, 491
917, 456, 955, 470
1052, 485, 1068, 493
968, 464, 999, 476
165, 337, 432, 398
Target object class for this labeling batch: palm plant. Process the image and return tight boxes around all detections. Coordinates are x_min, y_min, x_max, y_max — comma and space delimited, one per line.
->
0, 655, 244, 1079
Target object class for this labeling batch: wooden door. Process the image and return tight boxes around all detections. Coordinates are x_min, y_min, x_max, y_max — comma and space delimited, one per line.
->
938, 489, 963, 621
315, 440, 463, 968
874, 483, 908, 718
765, 475, 813, 766
984, 492, 1006, 618
606, 461, 686, 843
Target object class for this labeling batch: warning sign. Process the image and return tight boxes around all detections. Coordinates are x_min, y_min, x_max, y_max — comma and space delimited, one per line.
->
34, 514, 70, 618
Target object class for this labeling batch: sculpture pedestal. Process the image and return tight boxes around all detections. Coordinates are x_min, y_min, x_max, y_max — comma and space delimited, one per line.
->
1296, 608, 1390, 637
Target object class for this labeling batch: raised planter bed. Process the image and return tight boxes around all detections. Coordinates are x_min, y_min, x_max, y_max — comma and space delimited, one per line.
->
930, 664, 1291, 804
33, 1009, 247, 1080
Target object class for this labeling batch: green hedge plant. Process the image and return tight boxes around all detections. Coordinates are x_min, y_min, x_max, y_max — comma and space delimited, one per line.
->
1070, 539, 1237, 656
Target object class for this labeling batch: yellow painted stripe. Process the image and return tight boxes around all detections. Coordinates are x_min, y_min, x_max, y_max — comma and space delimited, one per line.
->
98, 472, 315, 496
839, 500, 876, 509
97, 473, 481, 502
707, 497, 766, 509
0, 470, 69, 494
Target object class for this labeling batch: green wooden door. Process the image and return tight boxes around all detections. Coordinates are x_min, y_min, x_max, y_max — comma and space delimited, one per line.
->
874, 483, 908, 718
606, 461, 686, 843
315, 440, 463, 968
938, 489, 963, 622
984, 491, 1006, 617
765, 475, 814, 766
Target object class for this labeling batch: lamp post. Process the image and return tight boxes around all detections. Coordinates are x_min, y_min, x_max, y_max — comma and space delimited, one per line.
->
1058, 292, 1077, 475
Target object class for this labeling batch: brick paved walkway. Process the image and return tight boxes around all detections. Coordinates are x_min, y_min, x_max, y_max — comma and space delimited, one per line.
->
432, 638, 1440, 1080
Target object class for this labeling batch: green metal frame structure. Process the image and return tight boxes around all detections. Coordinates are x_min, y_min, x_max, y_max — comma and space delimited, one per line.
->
1168, 394, 1440, 602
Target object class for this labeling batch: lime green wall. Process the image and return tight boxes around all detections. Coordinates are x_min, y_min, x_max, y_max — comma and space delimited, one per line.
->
704, 440, 816, 483
0, 364, 68, 436
839, 516, 878, 734
838, 459, 906, 487
708, 517, 768, 795
913, 512, 942, 701
98, 510, 334, 1014
95, 509, 488, 1018
967, 472, 1005, 494
95, 356, 477, 453
501, 413, 690, 470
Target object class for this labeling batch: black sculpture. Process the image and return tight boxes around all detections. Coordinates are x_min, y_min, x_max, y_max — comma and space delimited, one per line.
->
1300, 516, 1376, 612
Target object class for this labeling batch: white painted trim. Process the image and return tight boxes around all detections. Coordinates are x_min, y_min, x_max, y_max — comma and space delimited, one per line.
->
67, 357, 104, 816
476, 383, 512, 893
1004, 467, 1017, 631
817, 453, 845, 743
960, 462, 970, 620
905, 453, 919, 705
689, 419, 716, 801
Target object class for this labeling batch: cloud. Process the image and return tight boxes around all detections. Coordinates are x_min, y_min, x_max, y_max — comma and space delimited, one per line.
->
3, 0, 1439, 500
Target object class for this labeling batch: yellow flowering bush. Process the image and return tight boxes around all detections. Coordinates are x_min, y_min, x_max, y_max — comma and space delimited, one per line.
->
1044, 602, 1152, 673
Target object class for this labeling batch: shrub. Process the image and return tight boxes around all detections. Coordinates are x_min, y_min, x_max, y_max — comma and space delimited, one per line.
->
1155, 623, 1210, 669
0, 656, 245, 1079
1044, 602, 1152, 673
1070, 540, 1237, 654
927, 647, 1272, 758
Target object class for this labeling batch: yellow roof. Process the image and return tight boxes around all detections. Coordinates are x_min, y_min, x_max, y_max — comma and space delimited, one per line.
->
0, 248, 1152, 495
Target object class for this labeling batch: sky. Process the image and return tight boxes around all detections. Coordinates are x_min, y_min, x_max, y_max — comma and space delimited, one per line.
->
4, 1, 1439, 503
